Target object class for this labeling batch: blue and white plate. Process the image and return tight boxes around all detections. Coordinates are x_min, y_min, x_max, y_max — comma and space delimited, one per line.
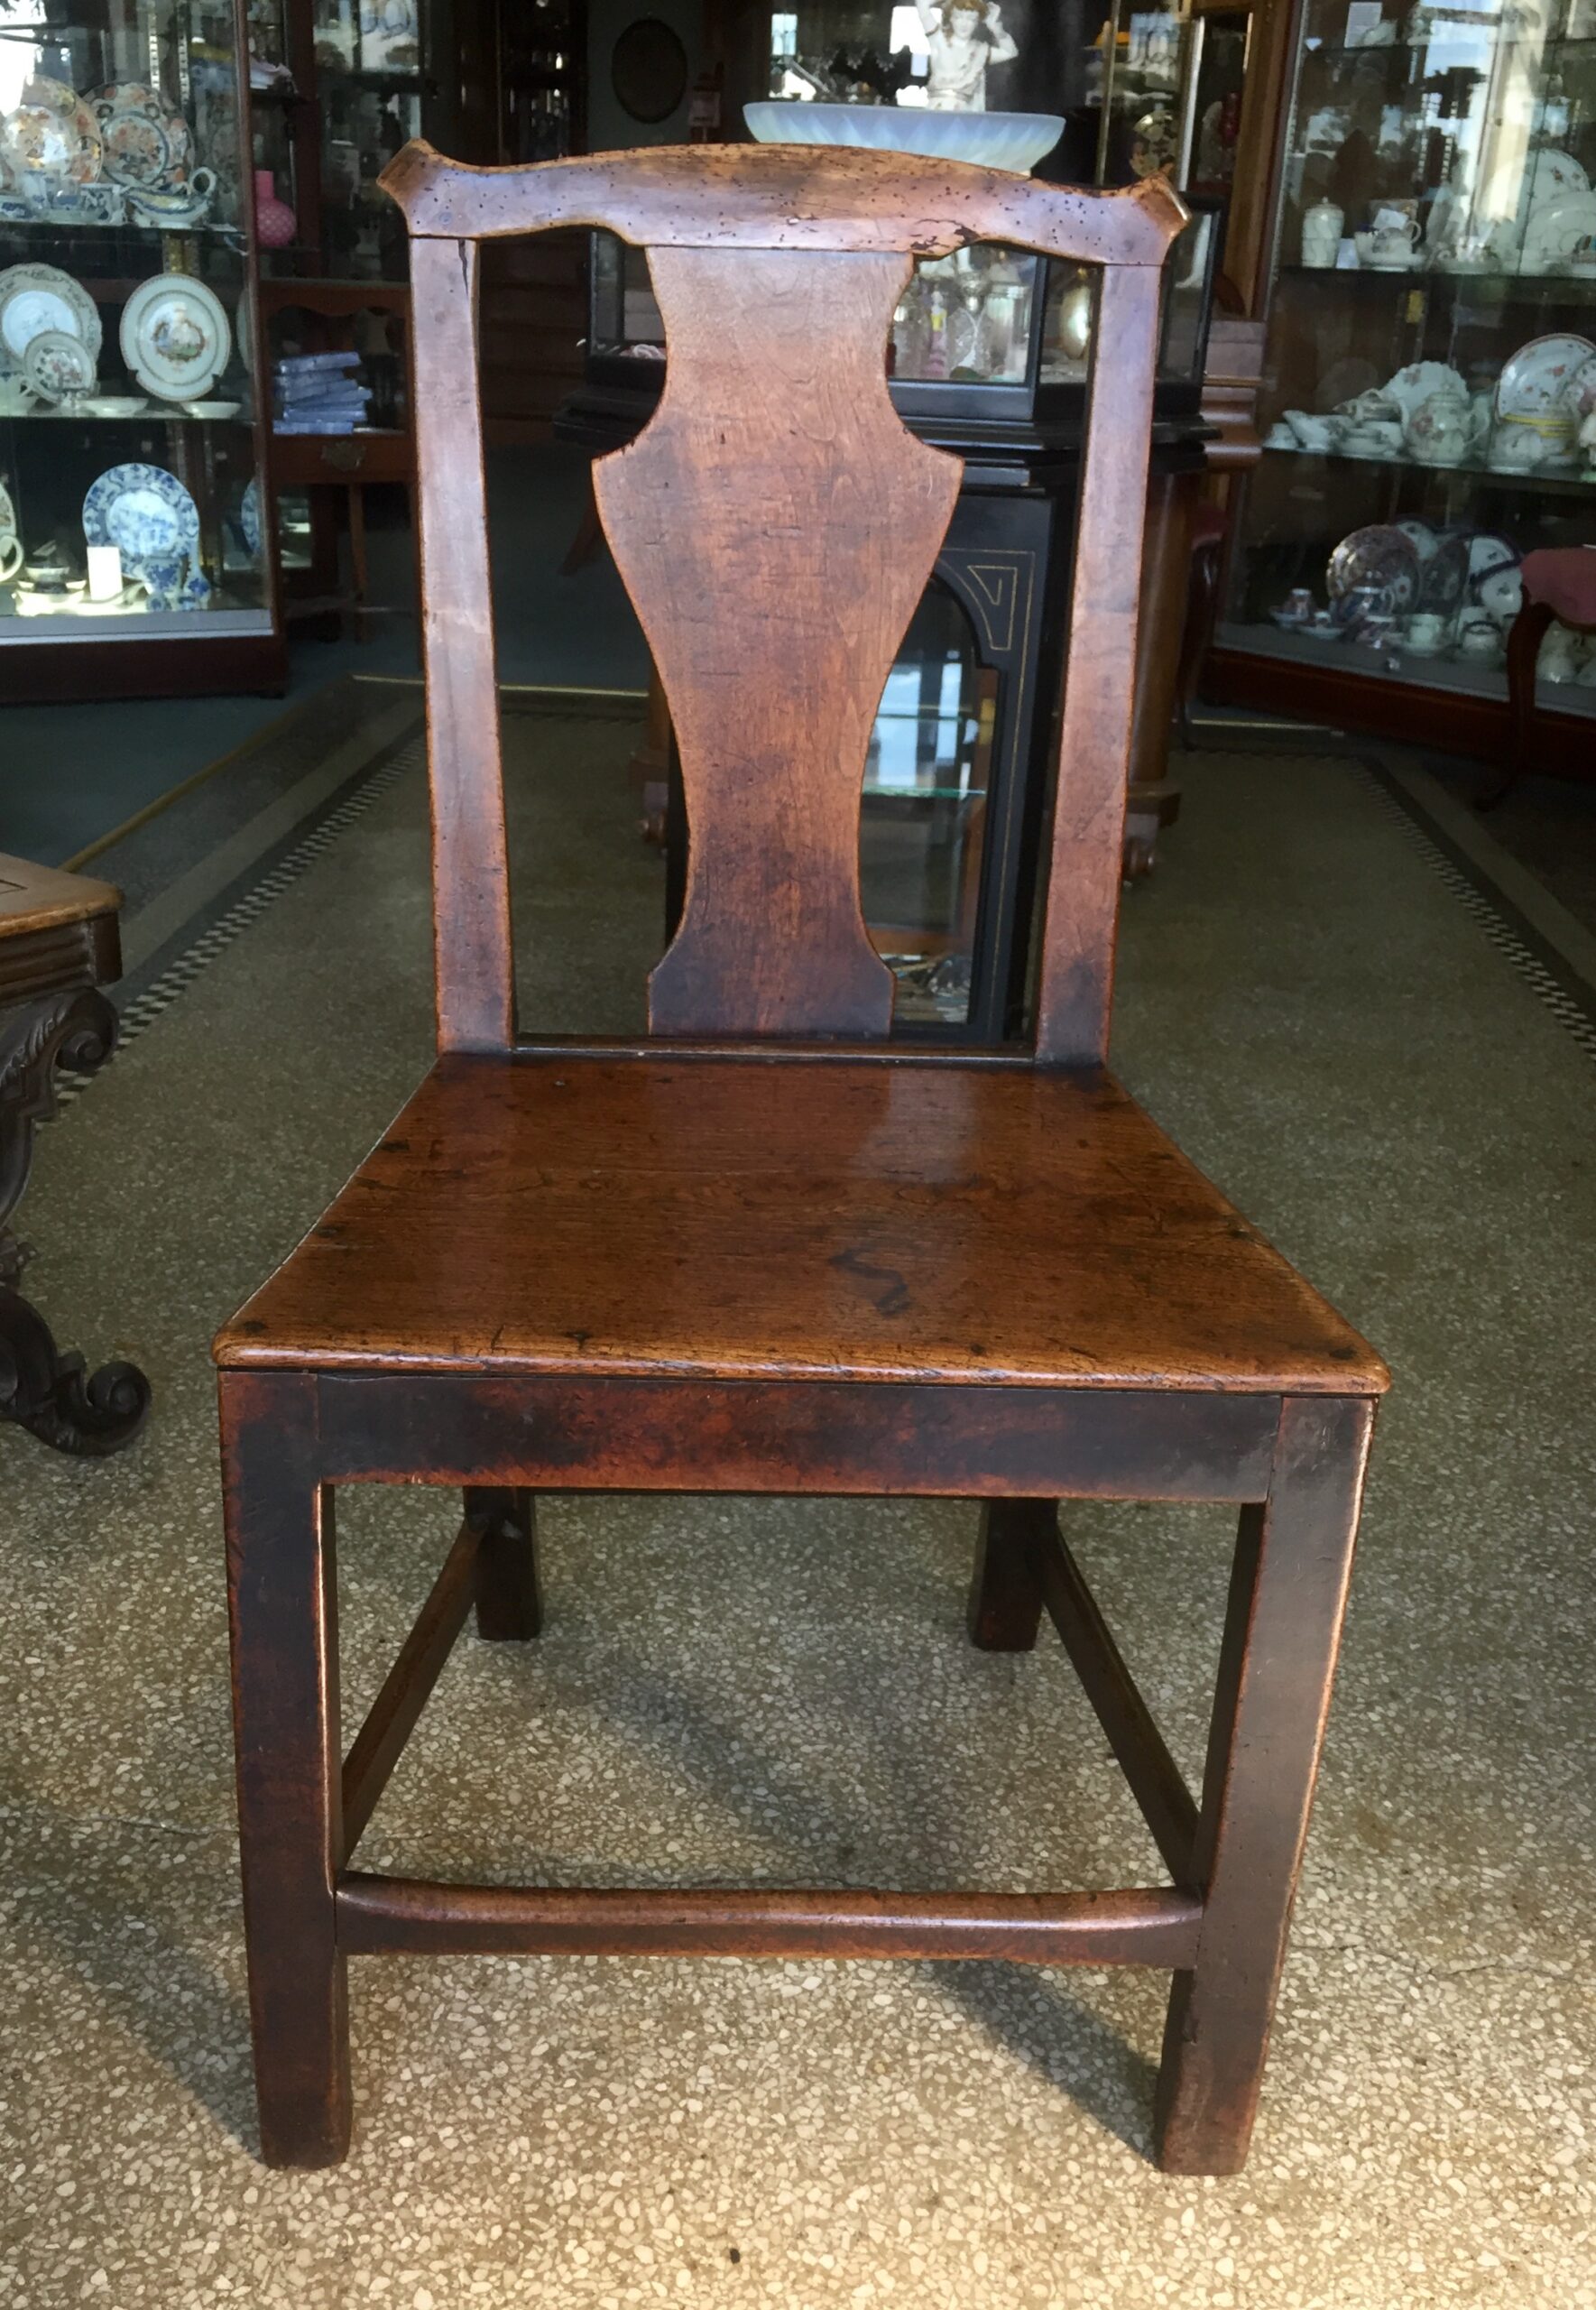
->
239, 474, 261, 558
83, 461, 200, 594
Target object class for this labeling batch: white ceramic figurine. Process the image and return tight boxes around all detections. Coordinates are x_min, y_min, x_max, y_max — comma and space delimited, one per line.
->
915, 0, 1018, 111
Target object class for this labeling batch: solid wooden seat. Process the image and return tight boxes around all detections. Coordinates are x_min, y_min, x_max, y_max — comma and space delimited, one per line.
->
217, 139, 1385, 2184
220, 1053, 1383, 1395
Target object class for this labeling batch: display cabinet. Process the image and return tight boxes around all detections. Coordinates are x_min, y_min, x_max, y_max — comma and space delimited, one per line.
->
1211, 0, 1596, 765
0, 0, 282, 699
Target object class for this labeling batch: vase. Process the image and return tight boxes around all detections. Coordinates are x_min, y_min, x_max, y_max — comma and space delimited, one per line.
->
1301, 199, 1343, 268
253, 168, 296, 250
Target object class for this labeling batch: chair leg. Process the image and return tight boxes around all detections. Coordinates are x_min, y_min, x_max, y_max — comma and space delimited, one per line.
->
221, 1371, 352, 2168
1154, 1396, 1374, 2176
966, 1498, 1047, 1650
1480, 598, 1554, 810
468, 1485, 543, 1640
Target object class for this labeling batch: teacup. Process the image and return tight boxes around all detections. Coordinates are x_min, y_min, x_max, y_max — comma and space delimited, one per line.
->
0, 530, 22, 583
1490, 423, 1546, 470
1283, 587, 1315, 622
1457, 622, 1502, 661
1370, 231, 1418, 266
1407, 613, 1449, 649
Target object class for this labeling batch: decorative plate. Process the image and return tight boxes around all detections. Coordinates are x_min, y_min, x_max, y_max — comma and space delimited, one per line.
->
0, 262, 102, 376
1527, 149, 1591, 208
1422, 529, 1471, 611
1562, 351, 1596, 417
88, 85, 193, 191
0, 77, 101, 185
1383, 361, 1468, 420
83, 460, 199, 576
1495, 334, 1596, 420
118, 274, 230, 402
1326, 524, 1423, 616
22, 327, 95, 402
1466, 532, 1520, 583
1521, 191, 1596, 262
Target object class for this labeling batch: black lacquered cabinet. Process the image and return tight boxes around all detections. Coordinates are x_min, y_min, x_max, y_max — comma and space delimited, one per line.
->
563, 203, 1222, 1040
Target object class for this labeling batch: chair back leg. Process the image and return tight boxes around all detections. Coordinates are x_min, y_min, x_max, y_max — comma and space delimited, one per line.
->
1154, 1395, 1373, 2174
467, 1486, 543, 1640
966, 1498, 1048, 1650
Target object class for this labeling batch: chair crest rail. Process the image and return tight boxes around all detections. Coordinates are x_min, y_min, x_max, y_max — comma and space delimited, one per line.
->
378, 139, 1186, 268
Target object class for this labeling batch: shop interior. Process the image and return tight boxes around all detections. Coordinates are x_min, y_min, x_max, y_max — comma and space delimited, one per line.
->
1, 0, 1592, 2301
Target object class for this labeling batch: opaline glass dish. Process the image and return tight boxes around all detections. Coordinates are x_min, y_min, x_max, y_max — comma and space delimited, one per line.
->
743, 102, 1063, 176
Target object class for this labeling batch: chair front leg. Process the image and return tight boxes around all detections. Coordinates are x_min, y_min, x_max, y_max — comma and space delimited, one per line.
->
221, 1370, 351, 2168
1155, 1395, 1374, 2176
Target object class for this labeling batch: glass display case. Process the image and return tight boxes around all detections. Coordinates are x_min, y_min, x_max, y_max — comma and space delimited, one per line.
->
0, 0, 279, 696
586, 201, 1224, 422
249, 0, 422, 281
1217, 0, 1596, 727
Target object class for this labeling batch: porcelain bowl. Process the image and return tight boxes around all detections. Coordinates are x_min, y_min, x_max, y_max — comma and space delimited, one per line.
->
743, 102, 1064, 175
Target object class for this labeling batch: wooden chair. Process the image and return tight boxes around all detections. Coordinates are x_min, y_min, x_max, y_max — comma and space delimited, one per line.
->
1482, 545, 1596, 808
215, 140, 1387, 2176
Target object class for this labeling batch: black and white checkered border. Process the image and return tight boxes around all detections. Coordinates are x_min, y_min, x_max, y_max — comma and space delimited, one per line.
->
49, 729, 1596, 1113
54, 736, 425, 1112
1359, 764, 1596, 1071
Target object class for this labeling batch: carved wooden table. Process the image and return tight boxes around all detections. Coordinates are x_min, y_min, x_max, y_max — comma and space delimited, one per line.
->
0, 855, 151, 1455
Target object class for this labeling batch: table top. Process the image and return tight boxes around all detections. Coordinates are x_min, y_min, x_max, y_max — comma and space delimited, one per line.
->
0, 853, 121, 944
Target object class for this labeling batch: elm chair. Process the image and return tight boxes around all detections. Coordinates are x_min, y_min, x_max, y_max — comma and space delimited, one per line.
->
215, 140, 1388, 2175
1483, 544, 1596, 807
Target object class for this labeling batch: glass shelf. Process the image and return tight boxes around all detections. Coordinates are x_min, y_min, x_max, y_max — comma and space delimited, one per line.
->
1, 408, 252, 424
1278, 264, 1596, 297
1262, 442, 1596, 494
1220, 614, 1596, 717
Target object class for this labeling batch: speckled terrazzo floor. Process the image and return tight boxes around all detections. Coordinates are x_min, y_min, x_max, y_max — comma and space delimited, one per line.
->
3, 720, 1593, 2307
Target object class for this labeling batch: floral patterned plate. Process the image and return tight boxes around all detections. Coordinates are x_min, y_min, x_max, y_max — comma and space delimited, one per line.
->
88, 85, 194, 191
22, 326, 96, 402
0, 77, 101, 186
1495, 334, 1596, 420
0, 261, 101, 377
1326, 524, 1423, 618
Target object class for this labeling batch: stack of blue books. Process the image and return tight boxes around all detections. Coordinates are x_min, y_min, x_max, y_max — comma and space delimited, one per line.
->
273, 350, 372, 436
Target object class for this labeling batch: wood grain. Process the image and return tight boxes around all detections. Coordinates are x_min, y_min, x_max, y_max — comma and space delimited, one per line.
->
595, 247, 959, 1034
1035, 263, 1165, 1066
1156, 1396, 1376, 2174
221, 1371, 351, 2167
337, 1876, 1203, 1966
408, 234, 514, 1054
312, 1372, 1284, 1501
380, 139, 1185, 270
216, 1054, 1388, 1393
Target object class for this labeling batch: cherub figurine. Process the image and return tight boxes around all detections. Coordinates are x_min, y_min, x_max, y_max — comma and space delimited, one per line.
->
915, 0, 1017, 111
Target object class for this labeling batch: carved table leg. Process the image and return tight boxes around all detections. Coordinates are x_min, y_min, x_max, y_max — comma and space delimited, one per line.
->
0, 988, 151, 1457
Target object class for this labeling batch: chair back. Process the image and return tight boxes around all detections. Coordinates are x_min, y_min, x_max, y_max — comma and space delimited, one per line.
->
379, 141, 1185, 1062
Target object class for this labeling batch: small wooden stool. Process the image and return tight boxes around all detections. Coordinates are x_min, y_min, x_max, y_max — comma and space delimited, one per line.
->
1484, 546, 1596, 808
0, 855, 151, 1455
